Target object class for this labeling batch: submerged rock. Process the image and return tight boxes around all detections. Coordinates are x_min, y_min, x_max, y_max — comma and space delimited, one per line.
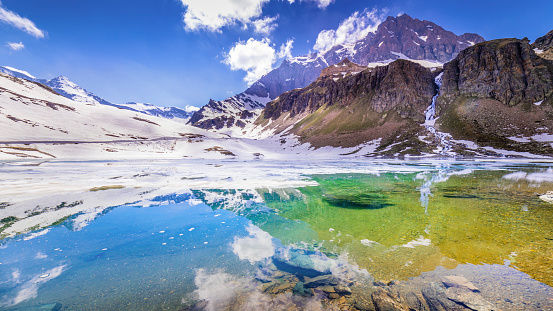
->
304, 275, 340, 288
445, 287, 494, 311
292, 281, 314, 297
441, 275, 480, 292
371, 287, 410, 311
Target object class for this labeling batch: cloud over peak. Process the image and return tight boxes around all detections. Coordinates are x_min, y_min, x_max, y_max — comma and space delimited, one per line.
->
224, 38, 295, 85
313, 8, 387, 52
0, 2, 45, 38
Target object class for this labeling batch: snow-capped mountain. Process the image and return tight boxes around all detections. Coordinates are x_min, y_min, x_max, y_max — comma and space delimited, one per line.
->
188, 14, 484, 133
0, 71, 211, 143
115, 102, 199, 121
187, 92, 271, 136
0, 66, 197, 121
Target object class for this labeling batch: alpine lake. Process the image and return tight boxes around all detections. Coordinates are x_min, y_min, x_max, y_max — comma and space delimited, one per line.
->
1, 159, 552, 310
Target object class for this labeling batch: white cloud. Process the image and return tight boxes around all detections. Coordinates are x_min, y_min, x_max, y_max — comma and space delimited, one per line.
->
0, 2, 45, 38
252, 15, 278, 35
232, 224, 275, 263
6, 41, 24, 51
312, 0, 334, 8
180, 0, 270, 32
224, 38, 276, 85
277, 39, 294, 59
287, 0, 334, 9
313, 8, 387, 52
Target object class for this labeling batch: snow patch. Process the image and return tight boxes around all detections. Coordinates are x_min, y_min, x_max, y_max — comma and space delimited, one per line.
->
1, 66, 36, 79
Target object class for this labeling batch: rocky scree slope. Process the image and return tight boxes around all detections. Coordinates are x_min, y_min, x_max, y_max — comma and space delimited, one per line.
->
189, 14, 484, 133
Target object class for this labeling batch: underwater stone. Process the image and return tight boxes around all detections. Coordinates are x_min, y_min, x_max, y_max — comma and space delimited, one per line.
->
292, 281, 314, 297
304, 275, 339, 288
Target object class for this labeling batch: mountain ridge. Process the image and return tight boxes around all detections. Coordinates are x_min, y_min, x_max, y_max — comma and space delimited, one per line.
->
253, 36, 553, 157
0, 66, 197, 121
188, 13, 485, 133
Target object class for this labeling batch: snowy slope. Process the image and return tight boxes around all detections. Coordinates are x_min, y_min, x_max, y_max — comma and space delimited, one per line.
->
0, 72, 214, 143
0, 66, 196, 121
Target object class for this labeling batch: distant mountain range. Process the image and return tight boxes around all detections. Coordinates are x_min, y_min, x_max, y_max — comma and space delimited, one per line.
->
0, 66, 198, 121
188, 14, 485, 133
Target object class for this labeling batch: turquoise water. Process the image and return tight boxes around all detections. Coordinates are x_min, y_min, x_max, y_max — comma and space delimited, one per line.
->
1, 159, 553, 310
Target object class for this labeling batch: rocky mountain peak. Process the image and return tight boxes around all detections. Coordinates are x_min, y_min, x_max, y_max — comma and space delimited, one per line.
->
532, 29, 553, 60
320, 58, 367, 78
351, 14, 485, 65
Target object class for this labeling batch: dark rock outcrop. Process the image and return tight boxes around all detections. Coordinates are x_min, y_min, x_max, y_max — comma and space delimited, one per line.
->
439, 38, 553, 107
258, 59, 437, 150
533, 30, 553, 51
532, 29, 553, 60
263, 59, 436, 122
436, 38, 553, 155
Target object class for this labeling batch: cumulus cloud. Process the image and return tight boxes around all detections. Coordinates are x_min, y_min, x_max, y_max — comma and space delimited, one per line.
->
232, 225, 275, 263
252, 15, 278, 35
313, 8, 387, 52
6, 41, 24, 51
277, 39, 294, 59
224, 38, 276, 85
0, 2, 45, 38
180, 0, 270, 32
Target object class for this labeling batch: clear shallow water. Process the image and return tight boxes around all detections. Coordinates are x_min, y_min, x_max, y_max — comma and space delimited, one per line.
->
0, 159, 553, 310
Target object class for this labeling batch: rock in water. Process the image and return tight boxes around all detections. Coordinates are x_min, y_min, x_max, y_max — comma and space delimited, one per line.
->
421, 282, 470, 311
441, 275, 480, 292
292, 281, 314, 297
371, 288, 410, 311
445, 287, 494, 311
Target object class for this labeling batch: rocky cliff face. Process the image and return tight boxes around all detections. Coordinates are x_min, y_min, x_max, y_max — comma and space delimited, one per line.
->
189, 14, 484, 133
439, 38, 553, 107
260, 59, 437, 148
436, 38, 553, 155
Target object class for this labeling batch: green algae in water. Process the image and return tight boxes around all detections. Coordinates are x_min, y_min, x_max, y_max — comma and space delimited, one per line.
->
260, 169, 553, 286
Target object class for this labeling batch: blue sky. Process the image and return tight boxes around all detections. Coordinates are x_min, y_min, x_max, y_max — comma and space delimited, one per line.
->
1, 0, 552, 109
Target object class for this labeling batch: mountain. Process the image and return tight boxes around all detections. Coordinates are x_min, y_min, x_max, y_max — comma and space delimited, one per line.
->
436, 37, 553, 155
260, 58, 437, 149
0, 71, 209, 143
187, 92, 271, 136
532, 30, 553, 60
114, 102, 198, 121
189, 14, 484, 133
256, 36, 553, 157
0, 66, 196, 121
0, 71, 242, 159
